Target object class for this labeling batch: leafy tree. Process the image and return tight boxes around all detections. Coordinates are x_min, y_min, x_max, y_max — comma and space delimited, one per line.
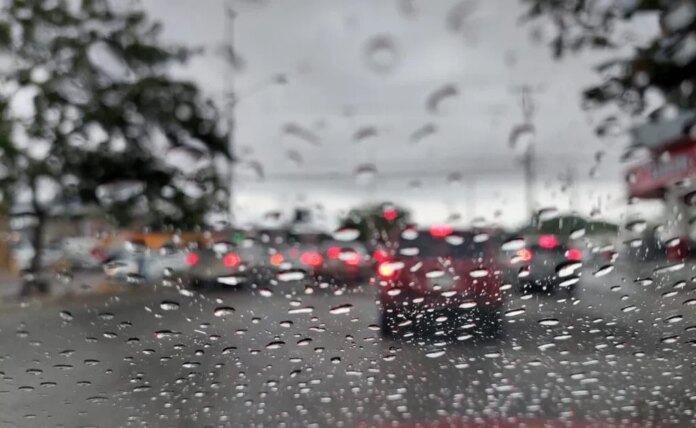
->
0, 0, 230, 293
339, 202, 411, 245
522, 0, 696, 121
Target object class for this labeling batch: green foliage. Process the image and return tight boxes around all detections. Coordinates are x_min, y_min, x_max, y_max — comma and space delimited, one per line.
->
0, 0, 229, 229
522, 0, 696, 118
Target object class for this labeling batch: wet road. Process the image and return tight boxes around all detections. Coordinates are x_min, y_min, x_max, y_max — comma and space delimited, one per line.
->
0, 261, 695, 427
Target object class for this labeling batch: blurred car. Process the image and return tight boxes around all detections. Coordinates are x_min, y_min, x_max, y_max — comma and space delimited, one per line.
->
314, 240, 372, 284
268, 232, 329, 282
102, 256, 140, 281
512, 234, 583, 296
186, 238, 267, 289
61, 237, 106, 270
103, 240, 191, 283
376, 225, 504, 337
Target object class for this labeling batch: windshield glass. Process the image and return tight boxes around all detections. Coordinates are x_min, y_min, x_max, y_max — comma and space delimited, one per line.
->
1, 0, 695, 427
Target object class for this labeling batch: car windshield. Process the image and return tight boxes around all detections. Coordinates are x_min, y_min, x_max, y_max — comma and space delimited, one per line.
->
1, 0, 696, 427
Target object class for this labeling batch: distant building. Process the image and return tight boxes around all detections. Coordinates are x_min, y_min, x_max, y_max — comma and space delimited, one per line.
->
9, 201, 112, 243
625, 110, 696, 258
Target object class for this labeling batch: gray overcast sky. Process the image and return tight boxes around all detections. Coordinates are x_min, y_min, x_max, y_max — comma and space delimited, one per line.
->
144, 0, 663, 229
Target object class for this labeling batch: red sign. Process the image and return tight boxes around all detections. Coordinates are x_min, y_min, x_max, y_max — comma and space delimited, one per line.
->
627, 140, 696, 198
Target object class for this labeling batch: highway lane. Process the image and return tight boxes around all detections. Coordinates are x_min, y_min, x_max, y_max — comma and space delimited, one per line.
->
0, 262, 695, 427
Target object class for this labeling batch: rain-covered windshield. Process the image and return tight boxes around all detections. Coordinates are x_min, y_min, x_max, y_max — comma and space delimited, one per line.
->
1, 0, 696, 427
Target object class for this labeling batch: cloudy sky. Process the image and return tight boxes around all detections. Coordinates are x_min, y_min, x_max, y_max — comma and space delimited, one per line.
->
145, 0, 664, 229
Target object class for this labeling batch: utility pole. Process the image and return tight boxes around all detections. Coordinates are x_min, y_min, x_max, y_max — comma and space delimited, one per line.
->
465, 178, 476, 226
225, 0, 236, 227
510, 84, 542, 224
559, 166, 577, 212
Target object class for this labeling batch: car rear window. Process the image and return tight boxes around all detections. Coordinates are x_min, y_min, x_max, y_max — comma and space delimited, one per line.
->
398, 233, 485, 258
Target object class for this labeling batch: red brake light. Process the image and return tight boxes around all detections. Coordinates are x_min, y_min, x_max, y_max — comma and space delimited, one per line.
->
327, 246, 341, 259
515, 248, 533, 263
373, 249, 389, 263
223, 253, 241, 268
270, 253, 284, 266
383, 208, 397, 221
538, 234, 558, 249
430, 224, 453, 238
565, 248, 582, 261
378, 262, 398, 279
185, 252, 199, 267
300, 252, 323, 268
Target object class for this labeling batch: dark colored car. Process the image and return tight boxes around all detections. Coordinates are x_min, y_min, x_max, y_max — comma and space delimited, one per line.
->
186, 239, 267, 289
513, 234, 583, 296
266, 232, 331, 285
314, 240, 372, 284
377, 225, 504, 338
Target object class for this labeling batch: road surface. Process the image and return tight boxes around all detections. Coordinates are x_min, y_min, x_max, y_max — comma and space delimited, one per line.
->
0, 260, 695, 427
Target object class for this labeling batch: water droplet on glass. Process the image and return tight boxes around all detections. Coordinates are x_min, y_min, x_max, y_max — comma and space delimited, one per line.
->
154, 330, 180, 339
593, 265, 614, 277
160, 301, 180, 311
353, 163, 378, 186
266, 341, 285, 350
425, 349, 446, 359
288, 307, 314, 315
409, 123, 436, 143
557, 261, 582, 277
469, 268, 489, 278
625, 219, 647, 233
353, 126, 378, 142
426, 84, 458, 113
505, 308, 525, 317
426, 270, 444, 279
665, 315, 683, 324
277, 270, 306, 282
400, 247, 419, 256
332, 227, 360, 242
364, 35, 399, 73
654, 263, 685, 275
282, 122, 320, 146
214, 306, 235, 317
59, 311, 73, 321
329, 304, 353, 315
446, 172, 462, 187
501, 237, 525, 251
445, 235, 464, 245
660, 335, 679, 344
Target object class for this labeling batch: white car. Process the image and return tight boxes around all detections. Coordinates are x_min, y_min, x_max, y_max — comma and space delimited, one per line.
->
103, 243, 189, 282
